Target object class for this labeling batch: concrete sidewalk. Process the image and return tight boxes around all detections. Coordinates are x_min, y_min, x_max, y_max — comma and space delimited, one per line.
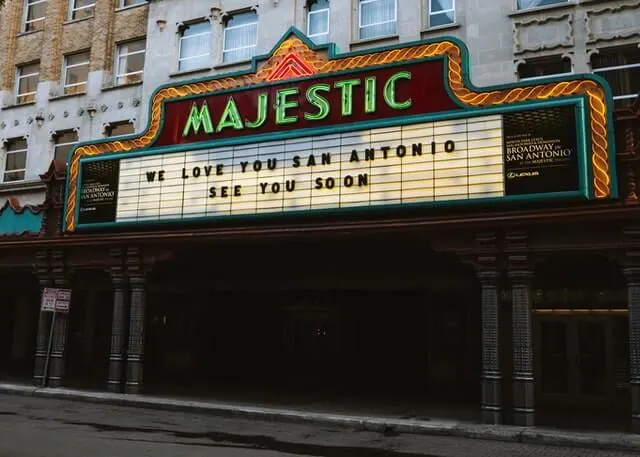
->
1, 382, 639, 453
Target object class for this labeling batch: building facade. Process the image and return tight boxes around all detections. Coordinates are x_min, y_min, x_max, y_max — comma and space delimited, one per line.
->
1, 0, 640, 434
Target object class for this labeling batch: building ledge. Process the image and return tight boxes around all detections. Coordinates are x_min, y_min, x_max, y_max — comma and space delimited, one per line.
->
49, 91, 86, 102
16, 29, 43, 38
116, 2, 149, 14
169, 67, 211, 79
421, 22, 461, 36
1, 101, 36, 111
63, 16, 94, 26
102, 81, 143, 92
0, 180, 45, 195
214, 59, 253, 71
350, 34, 399, 50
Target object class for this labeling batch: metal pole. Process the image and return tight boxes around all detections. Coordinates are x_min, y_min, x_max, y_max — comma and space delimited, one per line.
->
41, 312, 57, 388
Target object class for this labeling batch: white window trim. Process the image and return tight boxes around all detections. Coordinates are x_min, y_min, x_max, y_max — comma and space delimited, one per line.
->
54, 133, 78, 161
63, 53, 90, 92
519, 72, 573, 82
358, 0, 397, 36
16, 66, 39, 103
118, 0, 147, 8
516, 0, 568, 11
178, 26, 212, 69
115, 41, 146, 83
22, 0, 47, 32
222, 16, 258, 61
307, 5, 330, 41
69, 1, 96, 21
592, 61, 640, 105
428, 0, 455, 28
3, 141, 28, 183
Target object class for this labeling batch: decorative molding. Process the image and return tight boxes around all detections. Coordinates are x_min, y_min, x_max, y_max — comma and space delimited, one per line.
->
585, 2, 640, 44
513, 13, 574, 54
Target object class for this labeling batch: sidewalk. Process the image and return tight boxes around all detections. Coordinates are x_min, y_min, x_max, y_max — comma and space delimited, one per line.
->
1, 382, 639, 452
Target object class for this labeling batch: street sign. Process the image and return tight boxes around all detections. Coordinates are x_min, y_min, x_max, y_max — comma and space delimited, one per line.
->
40, 288, 72, 313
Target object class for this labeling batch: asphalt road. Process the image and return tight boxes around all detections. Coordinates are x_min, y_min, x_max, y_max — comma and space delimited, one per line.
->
0, 394, 637, 457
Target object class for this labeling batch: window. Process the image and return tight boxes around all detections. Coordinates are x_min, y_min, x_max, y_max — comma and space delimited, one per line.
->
106, 121, 135, 137
23, 0, 47, 32
518, 55, 572, 81
16, 62, 40, 104
119, 0, 146, 7
517, 0, 567, 10
69, 0, 95, 20
592, 47, 640, 109
222, 11, 258, 63
115, 39, 146, 85
359, 0, 396, 40
63, 51, 89, 95
429, 0, 454, 28
178, 22, 211, 72
53, 131, 78, 162
307, 0, 329, 44
3, 139, 28, 182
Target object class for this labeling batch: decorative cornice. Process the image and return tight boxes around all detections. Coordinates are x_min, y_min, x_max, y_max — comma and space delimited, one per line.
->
513, 12, 574, 54
585, 1, 640, 44
0, 197, 44, 216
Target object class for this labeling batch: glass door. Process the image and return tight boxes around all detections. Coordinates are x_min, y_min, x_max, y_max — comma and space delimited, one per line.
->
538, 320, 570, 395
575, 319, 609, 397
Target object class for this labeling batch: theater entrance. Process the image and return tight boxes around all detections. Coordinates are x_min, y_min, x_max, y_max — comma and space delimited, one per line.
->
535, 315, 628, 409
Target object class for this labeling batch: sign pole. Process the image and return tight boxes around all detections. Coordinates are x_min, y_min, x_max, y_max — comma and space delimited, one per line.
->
41, 311, 57, 388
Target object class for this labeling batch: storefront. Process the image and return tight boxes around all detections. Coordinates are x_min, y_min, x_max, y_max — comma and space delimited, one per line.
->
1, 29, 638, 432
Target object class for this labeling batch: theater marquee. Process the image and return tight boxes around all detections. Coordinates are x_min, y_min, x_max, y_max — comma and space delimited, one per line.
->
64, 28, 617, 232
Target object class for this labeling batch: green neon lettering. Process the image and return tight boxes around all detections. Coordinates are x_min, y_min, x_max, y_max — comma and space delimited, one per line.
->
334, 79, 360, 116
275, 88, 299, 125
182, 101, 214, 136
364, 77, 376, 113
304, 83, 331, 121
383, 71, 412, 110
246, 92, 268, 129
216, 97, 244, 132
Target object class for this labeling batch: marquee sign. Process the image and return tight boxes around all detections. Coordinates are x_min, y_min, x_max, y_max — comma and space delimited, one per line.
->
64, 28, 616, 232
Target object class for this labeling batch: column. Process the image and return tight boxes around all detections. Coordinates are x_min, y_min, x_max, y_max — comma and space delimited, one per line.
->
479, 270, 502, 424
108, 274, 128, 393
32, 305, 51, 386
624, 267, 640, 433
47, 310, 69, 387
125, 276, 146, 394
510, 268, 535, 426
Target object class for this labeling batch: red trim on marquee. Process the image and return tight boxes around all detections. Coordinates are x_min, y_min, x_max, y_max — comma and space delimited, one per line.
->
266, 52, 317, 81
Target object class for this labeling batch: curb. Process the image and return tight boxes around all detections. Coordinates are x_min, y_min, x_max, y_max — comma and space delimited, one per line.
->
2, 383, 639, 452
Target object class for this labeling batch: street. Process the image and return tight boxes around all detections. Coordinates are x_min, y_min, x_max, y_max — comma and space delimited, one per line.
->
0, 394, 637, 457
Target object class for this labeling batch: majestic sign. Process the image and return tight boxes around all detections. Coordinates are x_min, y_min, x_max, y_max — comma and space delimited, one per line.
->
64, 29, 616, 232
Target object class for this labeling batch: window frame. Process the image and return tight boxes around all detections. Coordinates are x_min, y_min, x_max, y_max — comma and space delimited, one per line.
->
517, 55, 573, 82
115, 39, 146, 85
62, 51, 90, 95
2, 138, 28, 183
358, 0, 397, 40
591, 48, 640, 109
428, 0, 455, 28
118, 0, 147, 8
15, 62, 40, 105
307, 0, 330, 43
222, 10, 259, 64
53, 130, 79, 162
105, 121, 135, 137
69, 0, 96, 21
22, 0, 47, 33
178, 21, 212, 72
516, 0, 569, 11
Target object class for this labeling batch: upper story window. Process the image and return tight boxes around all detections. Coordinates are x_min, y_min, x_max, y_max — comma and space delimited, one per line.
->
106, 121, 135, 137
359, 0, 396, 40
3, 138, 28, 182
53, 130, 78, 162
428, 0, 455, 28
517, 0, 567, 10
70, 0, 95, 21
307, 0, 330, 44
119, 0, 146, 7
63, 51, 90, 95
591, 46, 640, 109
179, 21, 211, 72
23, 0, 47, 32
115, 39, 146, 85
518, 55, 572, 81
223, 11, 258, 63
16, 62, 40, 104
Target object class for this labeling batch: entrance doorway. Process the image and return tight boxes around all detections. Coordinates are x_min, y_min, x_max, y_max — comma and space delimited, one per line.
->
535, 316, 627, 410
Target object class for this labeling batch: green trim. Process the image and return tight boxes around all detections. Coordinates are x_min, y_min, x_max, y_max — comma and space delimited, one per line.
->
63, 27, 618, 232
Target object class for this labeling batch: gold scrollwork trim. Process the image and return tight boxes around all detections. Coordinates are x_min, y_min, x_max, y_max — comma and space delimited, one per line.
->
65, 37, 611, 232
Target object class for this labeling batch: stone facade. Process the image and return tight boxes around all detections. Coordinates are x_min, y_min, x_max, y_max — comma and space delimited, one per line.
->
0, 0, 149, 207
